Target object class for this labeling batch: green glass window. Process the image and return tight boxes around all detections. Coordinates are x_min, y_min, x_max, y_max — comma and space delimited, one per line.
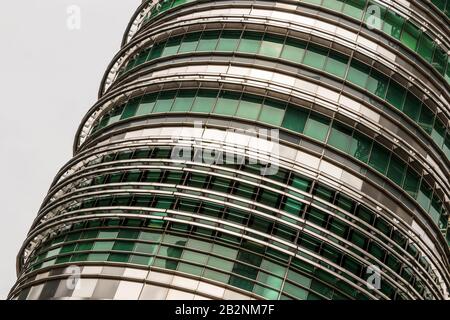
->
350, 230, 367, 249
403, 92, 421, 121
347, 59, 370, 87
260, 34, 284, 58
432, 119, 446, 147
171, 90, 196, 112
93, 241, 114, 251
178, 32, 201, 53
387, 155, 406, 186
343, 0, 366, 20
121, 98, 141, 120
280, 38, 306, 63
417, 181, 432, 210
303, 45, 328, 70
368, 143, 390, 174
417, 35, 435, 63
197, 30, 220, 51
214, 91, 240, 115
235, 94, 263, 120
383, 11, 404, 39
149, 42, 164, 60
403, 168, 420, 198
386, 81, 406, 110
322, 0, 345, 11
304, 113, 330, 142
350, 131, 372, 163
324, 51, 349, 78
328, 122, 353, 153
259, 99, 286, 126
282, 105, 308, 133
283, 282, 309, 300
217, 30, 241, 51
401, 23, 420, 51
238, 32, 263, 54
136, 93, 157, 116
161, 36, 182, 57
191, 90, 217, 113
153, 91, 176, 113
366, 70, 389, 99
432, 48, 447, 75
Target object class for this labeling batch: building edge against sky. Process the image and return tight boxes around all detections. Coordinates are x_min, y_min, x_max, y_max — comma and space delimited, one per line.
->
9, 0, 450, 300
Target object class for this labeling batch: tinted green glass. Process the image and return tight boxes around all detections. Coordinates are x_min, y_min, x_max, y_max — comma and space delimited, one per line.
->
149, 43, 164, 60
432, 119, 446, 147
386, 81, 406, 109
121, 98, 140, 119
368, 143, 390, 174
178, 32, 201, 53
214, 91, 240, 115
280, 38, 306, 62
322, 0, 345, 11
347, 59, 370, 87
366, 70, 389, 98
238, 32, 263, 54
217, 30, 241, 51
383, 11, 404, 39
401, 23, 420, 51
324, 52, 349, 78
417, 181, 432, 210
343, 0, 366, 19
328, 122, 353, 153
197, 30, 220, 51
93, 241, 114, 251
403, 168, 420, 198
417, 35, 435, 63
403, 92, 421, 121
259, 100, 286, 126
387, 155, 406, 186
260, 35, 284, 58
350, 131, 372, 163
153, 91, 176, 113
432, 48, 447, 75
235, 94, 263, 120
282, 106, 308, 133
303, 45, 328, 70
171, 90, 196, 111
136, 93, 157, 115
191, 90, 217, 112
161, 36, 182, 57
304, 113, 330, 142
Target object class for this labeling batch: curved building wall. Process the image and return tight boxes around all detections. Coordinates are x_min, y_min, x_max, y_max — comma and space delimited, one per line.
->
9, 0, 450, 300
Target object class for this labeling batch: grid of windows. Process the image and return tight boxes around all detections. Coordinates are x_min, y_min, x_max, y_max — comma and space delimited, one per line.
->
88, 91, 448, 221
118, 31, 448, 151
26, 217, 428, 300
143, 0, 450, 82
33, 146, 442, 290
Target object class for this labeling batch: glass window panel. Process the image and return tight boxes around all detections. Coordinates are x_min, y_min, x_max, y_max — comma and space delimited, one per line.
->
121, 98, 141, 120
328, 122, 353, 153
322, 0, 345, 11
417, 35, 435, 63
93, 241, 114, 251
161, 36, 182, 57
217, 30, 241, 51
366, 69, 389, 99
153, 91, 176, 113
259, 99, 286, 126
432, 118, 446, 147
417, 181, 432, 210
235, 94, 263, 120
136, 93, 157, 116
259, 34, 284, 58
401, 23, 420, 51
304, 113, 331, 142
238, 31, 263, 54
347, 59, 370, 87
403, 168, 420, 198
178, 32, 201, 53
386, 81, 406, 110
417, 106, 434, 134
349, 131, 373, 163
343, 0, 366, 20
171, 90, 196, 112
191, 90, 217, 113
149, 42, 164, 60
214, 90, 240, 115
432, 47, 447, 75
383, 11, 404, 40
303, 45, 328, 70
282, 105, 308, 133
368, 143, 390, 174
281, 38, 306, 63
324, 51, 349, 78
197, 30, 220, 51
403, 92, 421, 121
387, 155, 406, 186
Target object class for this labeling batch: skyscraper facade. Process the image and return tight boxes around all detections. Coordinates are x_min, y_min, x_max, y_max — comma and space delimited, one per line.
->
9, 0, 450, 300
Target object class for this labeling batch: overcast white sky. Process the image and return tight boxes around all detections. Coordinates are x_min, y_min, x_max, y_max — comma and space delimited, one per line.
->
0, 0, 140, 299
